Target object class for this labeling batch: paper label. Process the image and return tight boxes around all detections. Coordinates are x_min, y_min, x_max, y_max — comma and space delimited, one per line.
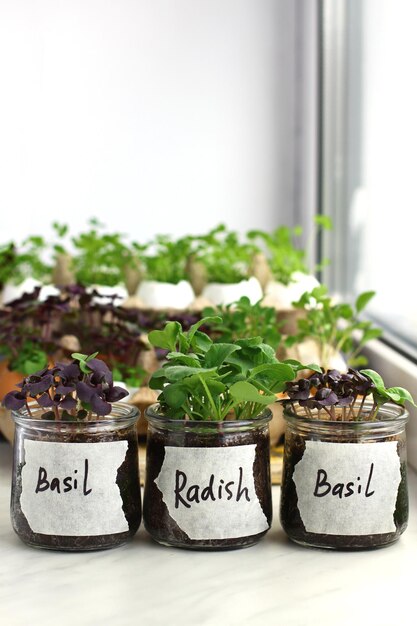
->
154, 445, 269, 540
293, 441, 401, 536
20, 440, 129, 536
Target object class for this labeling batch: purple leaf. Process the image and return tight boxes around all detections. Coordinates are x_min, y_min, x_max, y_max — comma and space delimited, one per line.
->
55, 383, 75, 395
59, 395, 77, 410
58, 363, 82, 383
75, 381, 94, 403
106, 385, 129, 402
37, 393, 54, 408
87, 358, 113, 385
286, 379, 311, 401
90, 393, 112, 416
23, 374, 54, 396
315, 388, 338, 406
2, 391, 27, 411
337, 395, 354, 407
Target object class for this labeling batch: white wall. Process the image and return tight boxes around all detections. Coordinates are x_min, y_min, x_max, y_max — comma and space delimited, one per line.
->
0, 0, 312, 245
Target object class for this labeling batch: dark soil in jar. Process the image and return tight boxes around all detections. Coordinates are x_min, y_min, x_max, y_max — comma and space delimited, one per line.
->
11, 429, 141, 551
280, 431, 408, 550
143, 427, 272, 550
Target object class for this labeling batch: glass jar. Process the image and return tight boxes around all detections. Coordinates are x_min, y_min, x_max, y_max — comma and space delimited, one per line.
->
280, 401, 409, 549
143, 404, 273, 550
11, 402, 141, 551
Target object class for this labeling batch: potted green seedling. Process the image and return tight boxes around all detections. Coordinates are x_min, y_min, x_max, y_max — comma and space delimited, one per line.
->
202, 297, 285, 445
280, 368, 415, 549
3, 352, 141, 551
72, 218, 136, 304
137, 234, 195, 309
286, 286, 382, 370
143, 316, 308, 550
248, 217, 332, 329
202, 296, 282, 351
194, 225, 263, 306
1, 236, 54, 305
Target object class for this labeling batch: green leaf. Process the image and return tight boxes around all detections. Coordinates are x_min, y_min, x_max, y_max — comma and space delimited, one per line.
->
71, 352, 89, 361
311, 285, 328, 300
79, 361, 92, 375
166, 353, 201, 367
204, 343, 241, 368
163, 365, 217, 382
235, 337, 263, 348
355, 291, 376, 313
303, 362, 322, 373
187, 316, 221, 342
360, 328, 383, 345
281, 360, 322, 374
148, 321, 182, 351
185, 374, 225, 393
256, 343, 277, 361
191, 330, 213, 353
229, 381, 276, 405
348, 355, 368, 367
249, 363, 296, 383
148, 369, 167, 390
335, 304, 353, 320
314, 215, 333, 230
163, 384, 187, 408
21, 357, 48, 376
385, 387, 416, 407
361, 369, 385, 389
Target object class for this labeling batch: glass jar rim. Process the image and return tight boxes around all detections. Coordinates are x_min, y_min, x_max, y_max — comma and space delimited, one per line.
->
282, 399, 409, 428
11, 401, 139, 428
145, 403, 272, 429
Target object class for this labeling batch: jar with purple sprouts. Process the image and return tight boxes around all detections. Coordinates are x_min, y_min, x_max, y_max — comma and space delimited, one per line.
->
279, 368, 414, 550
4, 353, 141, 551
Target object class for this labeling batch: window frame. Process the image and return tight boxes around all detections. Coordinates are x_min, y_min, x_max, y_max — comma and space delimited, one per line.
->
318, 0, 417, 468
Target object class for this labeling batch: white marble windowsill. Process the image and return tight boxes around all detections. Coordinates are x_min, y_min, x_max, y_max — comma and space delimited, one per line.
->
0, 440, 416, 626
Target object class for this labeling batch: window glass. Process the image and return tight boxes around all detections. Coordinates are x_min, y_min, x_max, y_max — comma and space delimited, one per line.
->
322, 0, 417, 356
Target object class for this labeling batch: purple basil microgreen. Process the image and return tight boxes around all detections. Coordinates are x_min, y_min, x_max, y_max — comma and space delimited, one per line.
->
283, 367, 415, 421
22, 373, 54, 396
315, 387, 338, 406
3, 391, 27, 411
55, 362, 82, 383
90, 394, 112, 415
337, 395, 355, 407
59, 395, 77, 410
87, 358, 113, 385
286, 378, 311, 401
75, 381, 94, 403
1, 351, 129, 421
37, 393, 54, 408
106, 385, 129, 403
55, 383, 75, 395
